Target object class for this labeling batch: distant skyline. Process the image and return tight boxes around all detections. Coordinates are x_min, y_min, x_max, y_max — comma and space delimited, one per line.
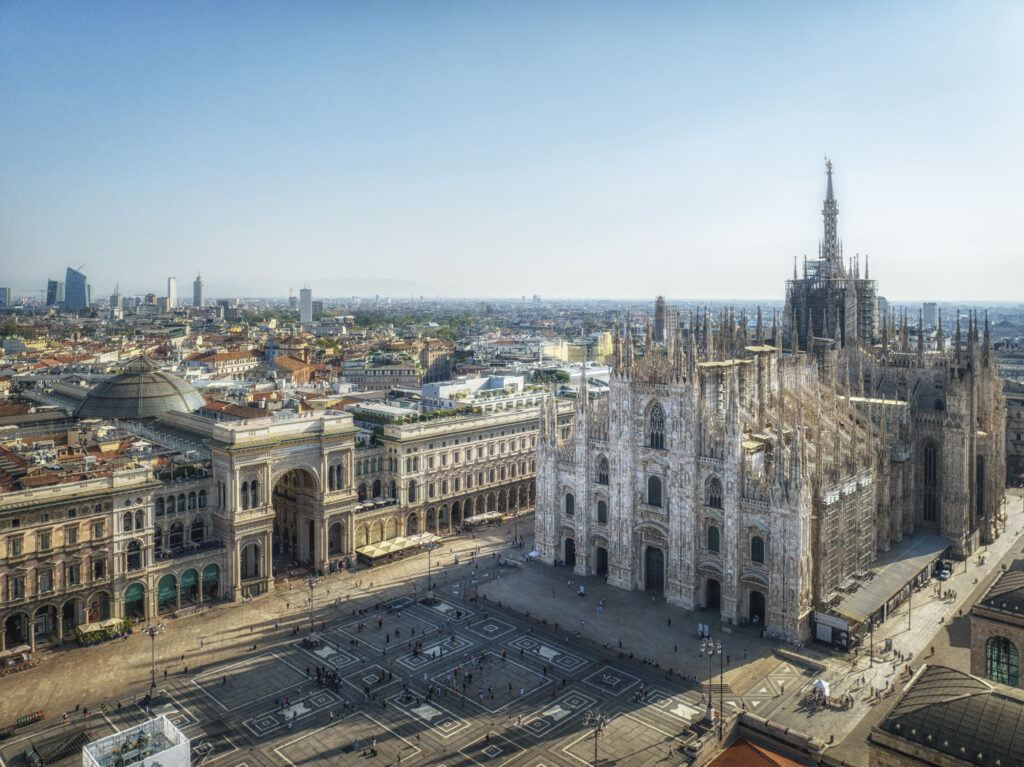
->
2, 2, 1023, 301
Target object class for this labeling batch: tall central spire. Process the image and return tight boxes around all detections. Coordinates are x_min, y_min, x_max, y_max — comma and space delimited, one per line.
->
822, 157, 839, 263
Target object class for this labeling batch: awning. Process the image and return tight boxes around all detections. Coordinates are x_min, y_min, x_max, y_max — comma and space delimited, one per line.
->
466, 511, 502, 524
833, 534, 950, 624
356, 533, 442, 560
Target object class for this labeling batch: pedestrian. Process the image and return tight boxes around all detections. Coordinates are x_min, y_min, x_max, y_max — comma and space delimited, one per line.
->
200, 637, 205, 648
184, 665, 188, 674
221, 676, 227, 687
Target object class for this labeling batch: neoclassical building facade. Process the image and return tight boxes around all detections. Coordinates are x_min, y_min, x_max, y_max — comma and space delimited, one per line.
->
2, 404, 568, 650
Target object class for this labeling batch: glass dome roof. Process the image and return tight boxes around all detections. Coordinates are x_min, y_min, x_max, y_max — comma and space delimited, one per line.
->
75, 356, 205, 419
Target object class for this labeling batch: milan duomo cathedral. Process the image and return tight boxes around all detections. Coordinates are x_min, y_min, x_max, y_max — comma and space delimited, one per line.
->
535, 161, 1006, 642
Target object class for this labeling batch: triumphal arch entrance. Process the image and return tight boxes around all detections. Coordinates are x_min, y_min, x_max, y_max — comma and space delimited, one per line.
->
208, 413, 359, 599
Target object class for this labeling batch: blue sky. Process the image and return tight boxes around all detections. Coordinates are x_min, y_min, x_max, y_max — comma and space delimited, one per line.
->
2, 1, 1022, 300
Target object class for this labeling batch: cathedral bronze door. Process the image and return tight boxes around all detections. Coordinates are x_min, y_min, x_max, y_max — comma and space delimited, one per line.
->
564, 538, 576, 568
749, 590, 766, 625
645, 546, 665, 593
706, 578, 721, 610
595, 546, 608, 576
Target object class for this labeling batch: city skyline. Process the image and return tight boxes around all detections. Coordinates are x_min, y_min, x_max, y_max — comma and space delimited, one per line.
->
2, 2, 1023, 300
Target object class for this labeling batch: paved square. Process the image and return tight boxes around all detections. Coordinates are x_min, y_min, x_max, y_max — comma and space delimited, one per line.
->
335, 611, 442, 655
428, 599, 472, 622
507, 636, 589, 673
275, 711, 422, 766
458, 731, 526, 766
294, 637, 360, 669
522, 690, 599, 737
436, 652, 549, 711
468, 617, 518, 641
562, 711, 678, 766
389, 690, 472, 738
581, 666, 641, 696
193, 652, 307, 711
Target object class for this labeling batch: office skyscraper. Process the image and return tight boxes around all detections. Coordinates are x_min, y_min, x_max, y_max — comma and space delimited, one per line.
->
0, 288, 11, 308
46, 280, 64, 306
654, 295, 667, 342
64, 267, 87, 310
167, 276, 177, 308
299, 288, 313, 323
193, 274, 204, 307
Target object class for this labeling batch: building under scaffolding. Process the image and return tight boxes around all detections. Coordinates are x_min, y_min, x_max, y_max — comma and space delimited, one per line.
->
785, 159, 879, 351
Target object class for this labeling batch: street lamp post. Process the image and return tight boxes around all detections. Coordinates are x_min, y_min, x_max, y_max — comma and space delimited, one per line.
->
303, 574, 320, 637
700, 637, 723, 740
582, 710, 607, 767
422, 540, 437, 599
141, 623, 166, 697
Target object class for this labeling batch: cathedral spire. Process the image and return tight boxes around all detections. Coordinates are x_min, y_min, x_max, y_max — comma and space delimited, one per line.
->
624, 312, 634, 372
882, 311, 889, 357
917, 309, 924, 362
936, 312, 944, 352
673, 320, 684, 378
984, 309, 991, 365
822, 157, 839, 265
756, 306, 764, 346
955, 310, 962, 361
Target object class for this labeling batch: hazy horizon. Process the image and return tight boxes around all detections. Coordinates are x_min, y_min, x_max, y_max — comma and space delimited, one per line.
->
3, 2, 1023, 302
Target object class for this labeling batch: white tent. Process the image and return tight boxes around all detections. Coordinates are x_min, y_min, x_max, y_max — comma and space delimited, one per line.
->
811, 679, 830, 696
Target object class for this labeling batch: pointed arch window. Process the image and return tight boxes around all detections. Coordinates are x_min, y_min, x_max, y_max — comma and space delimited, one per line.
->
648, 476, 662, 507
649, 404, 666, 450
707, 478, 723, 509
751, 535, 765, 564
707, 525, 720, 553
565, 493, 575, 517
596, 456, 609, 486
597, 500, 608, 525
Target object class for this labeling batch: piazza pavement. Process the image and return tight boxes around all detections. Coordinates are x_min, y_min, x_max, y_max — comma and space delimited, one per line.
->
1, 489, 1022, 767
